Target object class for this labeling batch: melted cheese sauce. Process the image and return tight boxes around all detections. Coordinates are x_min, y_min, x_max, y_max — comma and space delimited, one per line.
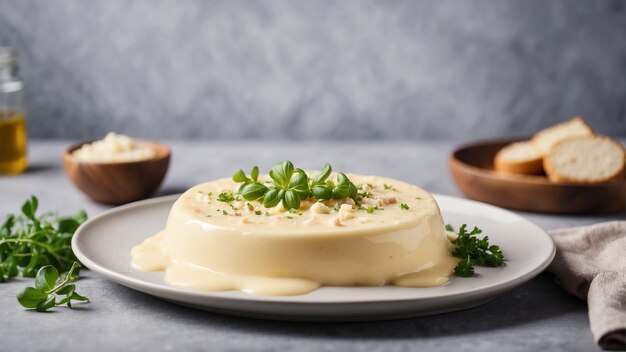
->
131, 174, 458, 296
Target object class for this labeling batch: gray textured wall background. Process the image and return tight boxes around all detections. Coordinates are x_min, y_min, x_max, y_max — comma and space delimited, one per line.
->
0, 0, 624, 141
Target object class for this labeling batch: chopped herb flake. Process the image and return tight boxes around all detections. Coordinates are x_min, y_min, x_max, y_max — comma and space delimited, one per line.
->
383, 184, 397, 191
218, 191, 235, 202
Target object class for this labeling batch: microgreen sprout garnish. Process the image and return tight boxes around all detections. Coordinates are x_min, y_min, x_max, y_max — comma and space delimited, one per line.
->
400, 203, 409, 210
254, 210, 262, 216
232, 161, 358, 210
16, 261, 88, 312
447, 224, 505, 277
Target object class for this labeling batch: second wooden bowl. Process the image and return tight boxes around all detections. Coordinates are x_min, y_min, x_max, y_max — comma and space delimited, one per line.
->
63, 140, 170, 205
449, 139, 625, 214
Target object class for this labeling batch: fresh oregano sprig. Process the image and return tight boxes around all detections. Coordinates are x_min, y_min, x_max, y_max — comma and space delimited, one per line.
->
447, 224, 505, 277
0, 196, 87, 281
16, 261, 89, 312
233, 161, 358, 210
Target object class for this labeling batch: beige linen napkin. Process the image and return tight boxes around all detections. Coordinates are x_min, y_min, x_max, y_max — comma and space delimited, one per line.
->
548, 221, 626, 351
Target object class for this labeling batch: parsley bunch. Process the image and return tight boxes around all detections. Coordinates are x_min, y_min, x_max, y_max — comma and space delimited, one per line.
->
448, 224, 505, 277
0, 196, 87, 280
233, 161, 358, 210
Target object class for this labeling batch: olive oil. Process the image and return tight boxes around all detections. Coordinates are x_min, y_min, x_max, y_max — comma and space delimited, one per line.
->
0, 111, 27, 174
0, 47, 27, 174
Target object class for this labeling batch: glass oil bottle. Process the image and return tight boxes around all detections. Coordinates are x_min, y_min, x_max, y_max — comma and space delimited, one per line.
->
0, 47, 27, 174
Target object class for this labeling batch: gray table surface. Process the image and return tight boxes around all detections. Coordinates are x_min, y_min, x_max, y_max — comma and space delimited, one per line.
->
1, 140, 623, 352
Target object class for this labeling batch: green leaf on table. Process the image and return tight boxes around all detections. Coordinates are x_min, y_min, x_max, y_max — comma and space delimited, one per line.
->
35, 265, 58, 292
35, 295, 56, 312
16, 261, 88, 312
16, 287, 48, 308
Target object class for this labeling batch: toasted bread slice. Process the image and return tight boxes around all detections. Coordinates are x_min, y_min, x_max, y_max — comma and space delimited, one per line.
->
494, 141, 544, 175
531, 117, 593, 156
544, 135, 625, 183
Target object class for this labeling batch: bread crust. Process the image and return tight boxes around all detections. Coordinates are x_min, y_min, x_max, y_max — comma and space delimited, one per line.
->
544, 135, 626, 184
494, 142, 544, 175
531, 117, 594, 156
494, 153, 543, 175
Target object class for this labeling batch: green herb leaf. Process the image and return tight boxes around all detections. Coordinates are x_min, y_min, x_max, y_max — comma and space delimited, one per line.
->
332, 173, 351, 198
311, 185, 332, 200
217, 191, 236, 203
250, 166, 259, 182
17, 261, 88, 312
1, 197, 87, 282
311, 163, 332, 186
16, 287, 48, 308
288, 171, 309, 199
450, 224, 505, 277
35, 265, 59, 292
240, 183, 268, 201
269, 161, 294, 188
232, 161, 361, 209
57, 218, 80, 234
400, 203, 409, 210
21, 196, 38, 220
283, 190, 301, 210
56, 284, 75, 295
36, 295, 56, 312
262, 189, 283, 208
232, 169, 248, 183
454, 256, 475, 277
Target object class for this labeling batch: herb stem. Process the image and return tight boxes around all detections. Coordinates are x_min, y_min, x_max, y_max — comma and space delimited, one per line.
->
0, 238, 72, 265
45, 262, 79, 295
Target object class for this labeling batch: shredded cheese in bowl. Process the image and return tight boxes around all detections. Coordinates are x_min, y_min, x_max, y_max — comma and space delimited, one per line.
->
72, 132, 156, 162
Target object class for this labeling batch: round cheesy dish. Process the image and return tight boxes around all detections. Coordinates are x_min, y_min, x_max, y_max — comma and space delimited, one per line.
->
131, 173, 458, 296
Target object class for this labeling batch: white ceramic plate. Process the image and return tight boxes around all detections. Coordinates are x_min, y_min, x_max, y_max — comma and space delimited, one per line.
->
72, 194, 555, 322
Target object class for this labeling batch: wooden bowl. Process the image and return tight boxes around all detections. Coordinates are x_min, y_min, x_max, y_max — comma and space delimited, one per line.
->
449, 139, 625, 214
63, 140, 170, 205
